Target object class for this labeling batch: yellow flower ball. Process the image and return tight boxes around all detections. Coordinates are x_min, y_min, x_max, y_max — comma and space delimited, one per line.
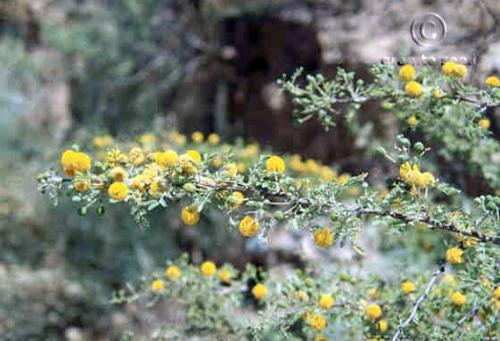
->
200, 261, 217, 277
181, 206, 200, 225
479, 118, 491, 130
404, 81, 423, 97
399, 64, 416, 81
452, 64, 467, 78
110, 167, 128, 182
493, 287, 500, 300
212, 156, 223, 168
74, 179, 89, 192
378, 319, 389, 333
368, 288, 377, 300
129, 147, 145, 166
451, 291, 466, 307
309, 314, 327, 331
207, 133, 220, 145
433, 89, 443, 99
446, 247, 463, 265
442, 61, 456, 76
191, 131, 204, 144
165, 265, 182, 280
222, 163, 238, 177
401, 281, 416, 295
154, 150, 178, 168
93, 135, 113, 148
60, 150, 92, 177
266, 155, 286, 173
407, 115, 417, 126
151, 279, 164, 292
185, 150, 202, 164
218, 269, 231, 284
441, 274, 456, 285
485, 76, 500, 87
239, 215, 260, 237
313, 227, 334, 248
108, 182, 129, 201
319, 294, 334, 309
366, 304, 382, 321
252, 283, 268, 301
230, 191, 245, 207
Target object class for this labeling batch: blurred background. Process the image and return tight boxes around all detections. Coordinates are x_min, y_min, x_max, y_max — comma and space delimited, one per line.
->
0, 0, 498, 339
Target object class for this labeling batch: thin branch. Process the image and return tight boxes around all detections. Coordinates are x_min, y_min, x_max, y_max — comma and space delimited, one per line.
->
392, 264, 446, 341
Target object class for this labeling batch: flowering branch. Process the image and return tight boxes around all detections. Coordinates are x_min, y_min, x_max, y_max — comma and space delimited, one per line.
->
391, 264, 446, 341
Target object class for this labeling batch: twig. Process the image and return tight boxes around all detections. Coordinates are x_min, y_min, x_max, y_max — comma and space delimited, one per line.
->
392, 264, 446, 341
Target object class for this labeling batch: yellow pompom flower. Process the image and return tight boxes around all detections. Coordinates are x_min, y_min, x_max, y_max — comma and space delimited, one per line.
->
485, 76, 500, 87
129, 147, 145, 166
181, 206, 200, 225
212, 156, 223, 168
433, 89, 443, 99
266, 155, 286, 173
222, 163, 238, 177
399, 64, 416, 81
446, 247, 463, 264
185, 150, 202, 164
451, 291, 466, 307
452, 64, 467, 78
313, 227, 334, 248
320, 166, 337, 181
252, 283, 268, 301
407, 115, 417, 126
106, 148, 128, 166
60, 150, 92, 177
154, 150, 178, 168
200, 261, 217, 277
401, 281, 416, 295
378, 319, 389, 333
165, 265, 182, 280
442, 62, 467, 78
319, 294, 334, 309
218, 269, 231, 284
441, 274, 456, 285
93, 135, 113, 148
108, 182, 129, 201
479, 118, 491, 130
239, 215, 260, 237
399, 162, 435, 189
366, 304, 382, 321
151, 279, 164, 292
139, 133, 156, 146
191, 131, 204, 144
404, 81, 423, 97
207, 133, 220, 145
74, 179, 89, 192
309, 314, 327, 331
493, 287, 500, 300
368, 288, 377, 300
230, 191, 245, 207
110, 167, 128, 182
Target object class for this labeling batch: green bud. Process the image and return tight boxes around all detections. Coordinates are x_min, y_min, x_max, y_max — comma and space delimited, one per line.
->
339, 272, 350, 281
381, 101, 394, 111
375, 146, 386, 156
183, 183, 197, 192
305, 277, 314, 287
414, 142, 425, 154
77, 207, 87, 216
97, 206, 105, 216
397, 155, 407, 163
401, 138, 411, 148
486, 201, 497, 211
273, 211, 285, 221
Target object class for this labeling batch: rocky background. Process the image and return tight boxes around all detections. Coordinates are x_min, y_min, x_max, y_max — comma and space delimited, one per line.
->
0, 0, 498, 339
